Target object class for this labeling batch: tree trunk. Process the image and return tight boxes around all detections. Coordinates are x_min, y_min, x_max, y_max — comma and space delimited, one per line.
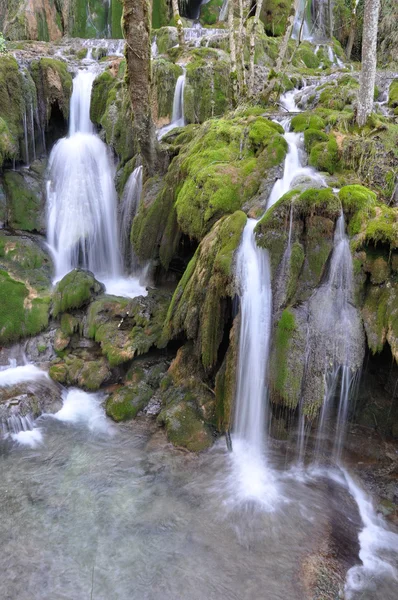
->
248, 0, 264, 97
172, 0, 185, 49
228, 0, 238, 105
346, 0, 358, 60
123, 0, 157, 174
357, 0, 380, 127
237, 0, 246, 97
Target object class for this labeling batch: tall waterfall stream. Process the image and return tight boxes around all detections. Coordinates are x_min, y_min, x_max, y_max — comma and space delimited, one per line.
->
1, 59, 397, 600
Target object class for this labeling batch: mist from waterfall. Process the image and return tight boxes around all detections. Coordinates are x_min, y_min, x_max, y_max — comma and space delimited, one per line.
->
46, 69, 146, 298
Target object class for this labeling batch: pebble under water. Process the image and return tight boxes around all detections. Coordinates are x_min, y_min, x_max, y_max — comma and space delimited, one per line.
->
1, 401, 397, 600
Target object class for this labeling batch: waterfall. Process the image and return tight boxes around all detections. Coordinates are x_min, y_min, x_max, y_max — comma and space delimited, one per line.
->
119, 165, 143, 271
46, 69, 146, 298
234, 220, 272, 452
158, 69, 186, 139
312, 212, 363, 462
292, 0, 312, 41
151, 36, 158, 58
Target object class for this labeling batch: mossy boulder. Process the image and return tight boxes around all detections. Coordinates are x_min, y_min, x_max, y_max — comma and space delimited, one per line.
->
30, 58, 72, 124
294, 42, 321, 69
90, 65, 136, 164
388, 80, 398, 109
316, 75, 359, 111
52, 269, 104, 318
132, 115, 287, 265
164, 211, 247, 372
0, 231, 52, 290
184, 48, 232, 124
290, 114, 326, 133
87, 289, 171, 367
49, 355, 111, 391
260, 0, 292, 37
2, 167, 45, 232
0, 55, 24, 163
362, 284, 398, 361
199, 0, 223, 25
154, 27, 178, 55
309, 134, 340, 175
106, 382, 154, 421
152, 59, 183, 125
0, 269, 50, 346
215, 314, 239, 433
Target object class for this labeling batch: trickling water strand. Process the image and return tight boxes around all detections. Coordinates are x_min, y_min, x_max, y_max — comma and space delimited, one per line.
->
151, 36, 158, 58
119, 165, 143, 271
23, 111, 29, 165
310, 213, 363, 462
158, 69, 186, 139
30, 104, 36, 161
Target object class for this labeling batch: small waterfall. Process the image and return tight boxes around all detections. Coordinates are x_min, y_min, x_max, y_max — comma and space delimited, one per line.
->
234, 220, 272, 452
151, 36, 158, 58
312, 212, 362, 462
292, 0, 312, 41
158, 69, 186, 139
30, 104, 36, 161
219, 0, 228, 21
119, 165, 143, 271
22, 110, 29, 165
46, 70, 146, 298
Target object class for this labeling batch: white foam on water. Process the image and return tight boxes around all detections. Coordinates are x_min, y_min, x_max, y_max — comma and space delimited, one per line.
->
0, 364, 48, 387
54, 388, 113, 435
343, 470, 398, 598
101, 276, 147, 299
11, 428, 43, 448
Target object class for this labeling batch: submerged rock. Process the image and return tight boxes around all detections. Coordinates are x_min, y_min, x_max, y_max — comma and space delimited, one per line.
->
52, 269, 104, 318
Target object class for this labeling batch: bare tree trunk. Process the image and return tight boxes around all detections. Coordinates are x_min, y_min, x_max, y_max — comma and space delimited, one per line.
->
123, 0, 157, 175
228, 0, 238, 105
357, 0, 380, 127
237, 0, 246, 97
172, 0, 185, 49
346, 0, 358, 59
248, 0, 264, 97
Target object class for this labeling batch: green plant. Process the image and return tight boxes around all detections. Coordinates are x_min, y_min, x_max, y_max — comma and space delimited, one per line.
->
0, 33, 6, 54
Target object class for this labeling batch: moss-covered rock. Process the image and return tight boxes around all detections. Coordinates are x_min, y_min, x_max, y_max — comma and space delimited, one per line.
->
184, 48, 232, 124
316, 75, 359, 111
309, 134, 340, 174
0, 231, 52, 290
49, 355, 111, 390
152, 59, 183, 125
388, 79, 398, 109
0, 55, 24, 163
199, 0, 223, 25
3, 167, 44, 232
215, 314, 239, 432
106, 382, 154, 421
30, 58, 72, 125
154, 27, 178, 55
90, 65, 136, 164
52, 269, 104, 317
290, 114, 326, 132
87, 289, 171, 367
0, 269, 50, 345
164, 211, 247, 371
260, 0, 292, 36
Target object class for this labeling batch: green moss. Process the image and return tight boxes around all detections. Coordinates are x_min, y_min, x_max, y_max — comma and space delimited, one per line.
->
90, 71, 115, 124
154, 26, 178, 54
158, 392, 213, 452
30, 58, 72, 123
165, 212, 246, 372
295, 42, 321, 69
0, 55, 23, 160
60, 313, 79, 336
260, 0, 292, 36
304, 128, 329, 152
76, 48, 88, 60
52, 270, 103, 317
309, 135, 340, 174
152, 59, 183, 120
290, 114, 326, 132
270, 309, 303, 409
0, 232, 52, 290
286, 241, 305, 301
199, 0, 223, 25
106, 383, 153, 421
388, 80, 398, 109
317, 75, 359, 111
0, 270, 49, 345
363, 206, 398, 249
3, 171, 43, 231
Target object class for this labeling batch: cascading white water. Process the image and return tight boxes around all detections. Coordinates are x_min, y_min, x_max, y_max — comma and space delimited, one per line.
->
234, 220, 272, 451
313, 212, 363, 462
46, 70, 146, 298
158, 70, 186, 139
292, 0, 312, 41
119, 165, 143, 271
